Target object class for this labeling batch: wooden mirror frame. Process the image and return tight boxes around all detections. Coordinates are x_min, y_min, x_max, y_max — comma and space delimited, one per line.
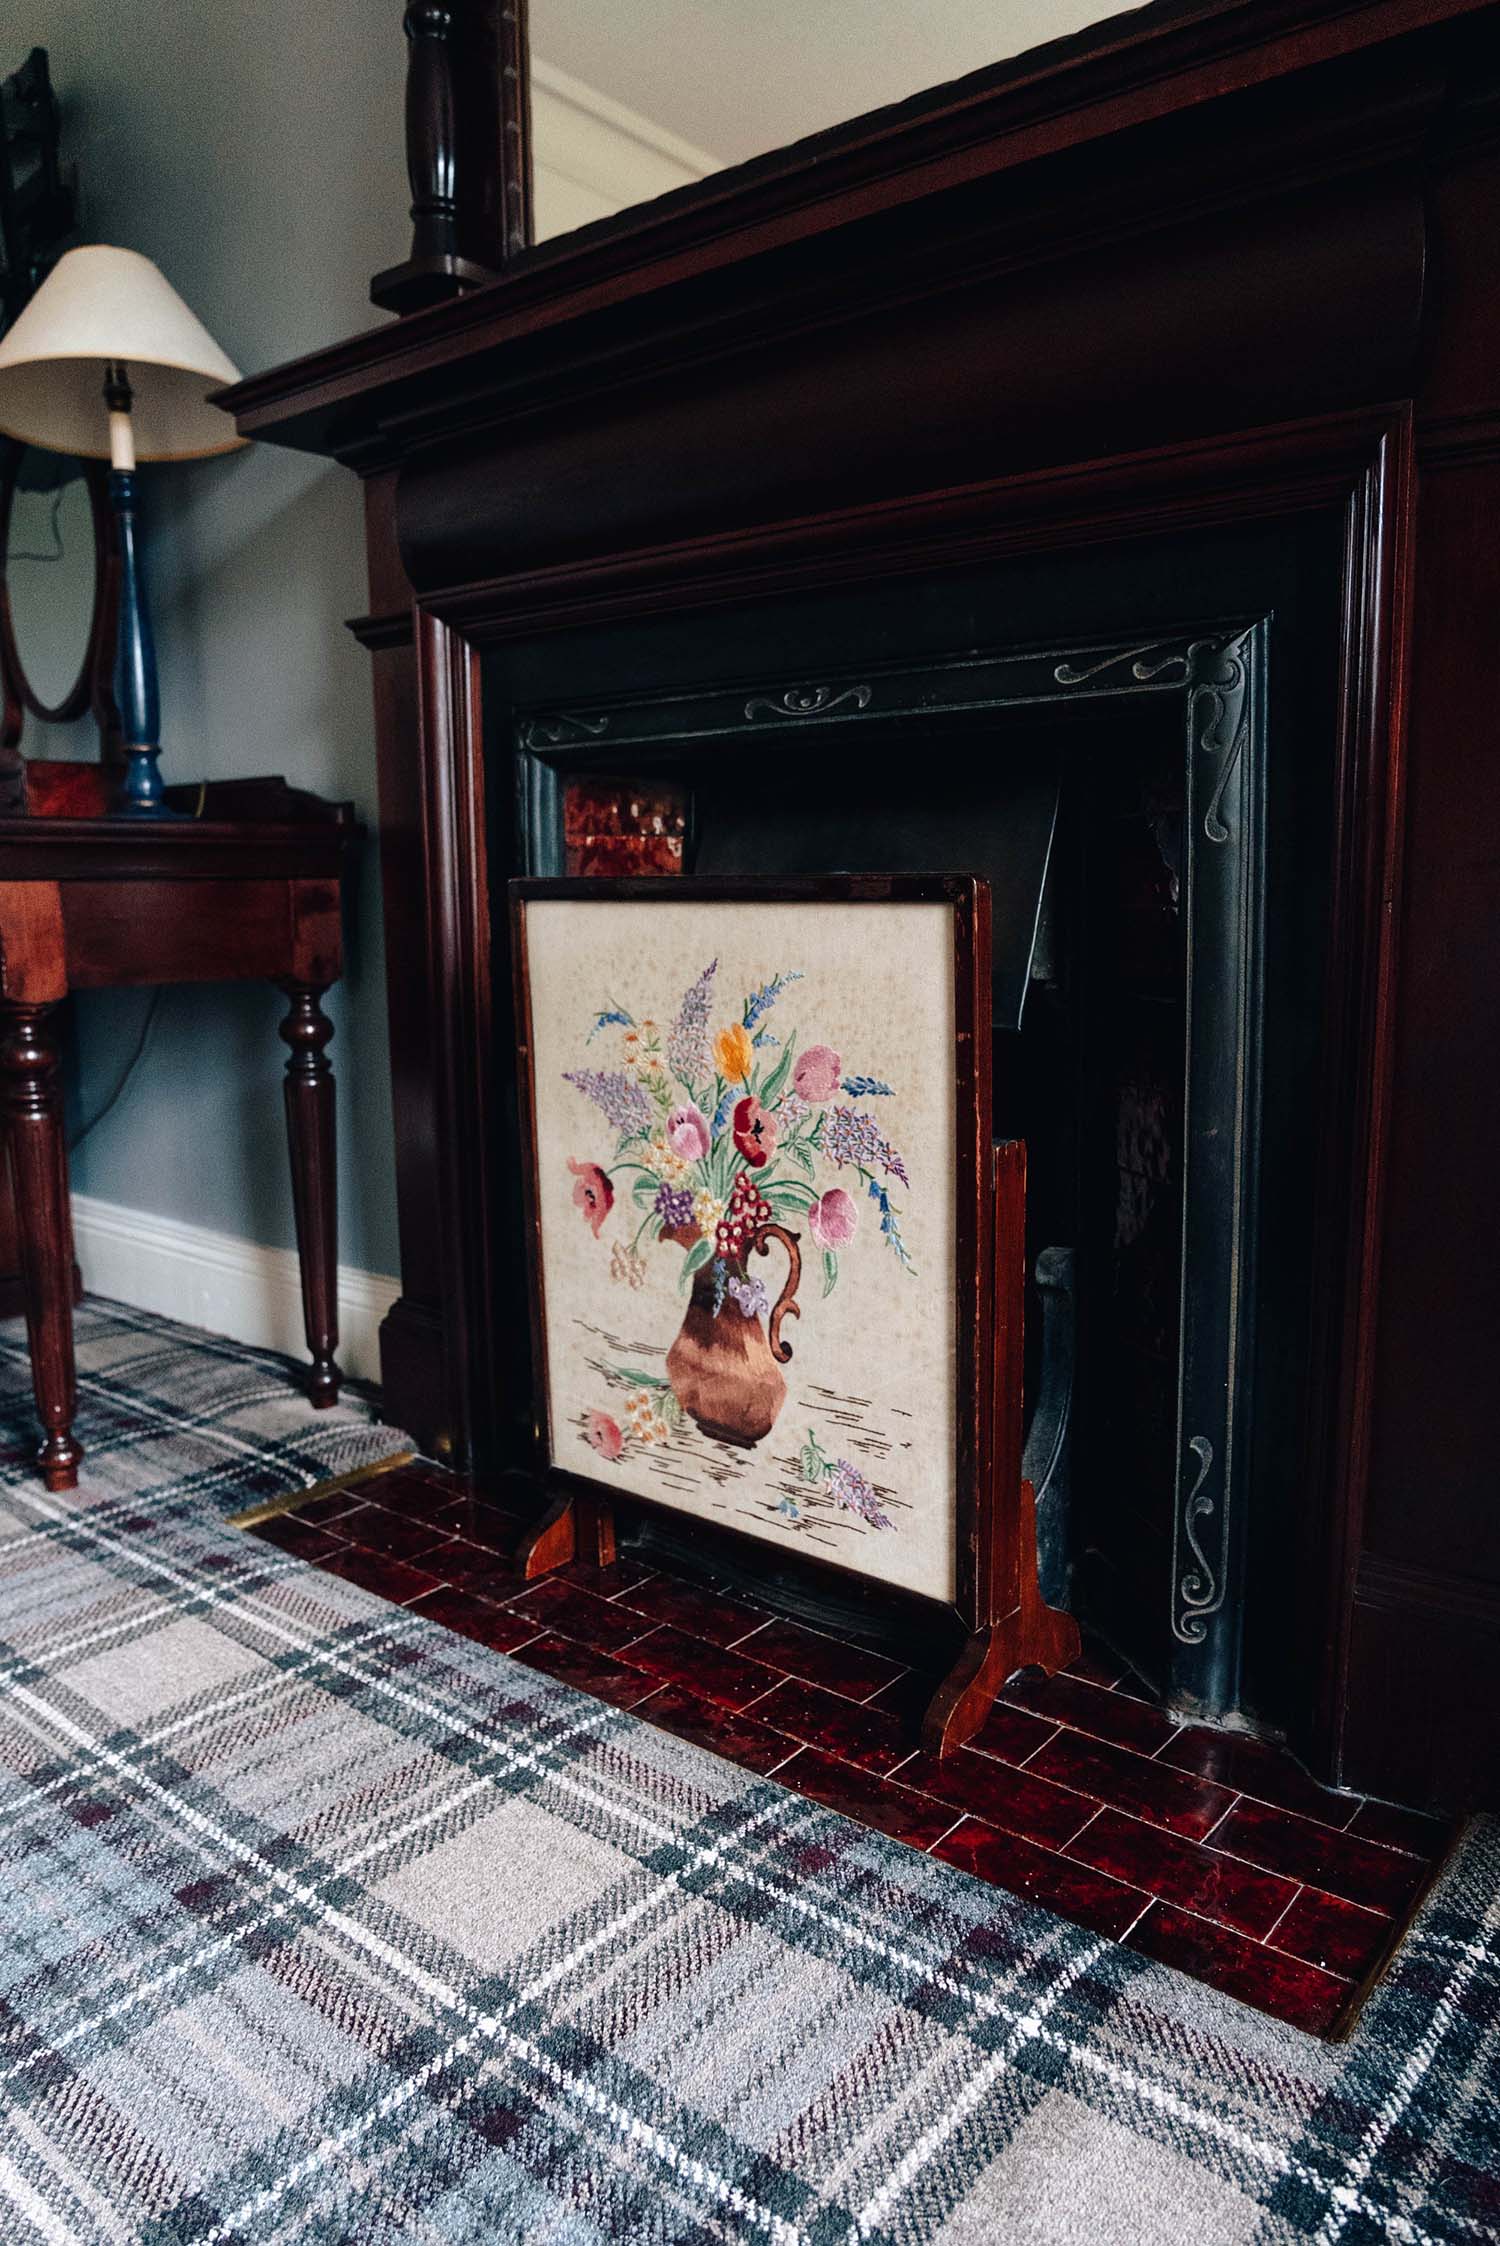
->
0, 438, 119, 794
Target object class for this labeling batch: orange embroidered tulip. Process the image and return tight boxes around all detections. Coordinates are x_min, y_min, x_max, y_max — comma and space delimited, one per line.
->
713, 1022, 753, 1083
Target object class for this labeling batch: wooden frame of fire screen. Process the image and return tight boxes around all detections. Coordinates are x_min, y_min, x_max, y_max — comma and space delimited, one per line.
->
510, 872, 1076, 1752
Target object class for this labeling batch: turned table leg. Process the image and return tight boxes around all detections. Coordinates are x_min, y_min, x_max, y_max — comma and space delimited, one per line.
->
278, 983, 341, 1407
0, 1002, 82, 1489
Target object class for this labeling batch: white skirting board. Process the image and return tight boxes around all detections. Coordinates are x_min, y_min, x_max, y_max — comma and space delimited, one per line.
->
69, 1194, 399, 1388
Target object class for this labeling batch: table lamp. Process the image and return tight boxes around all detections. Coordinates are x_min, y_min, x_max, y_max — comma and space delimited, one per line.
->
0, 244, 244, 815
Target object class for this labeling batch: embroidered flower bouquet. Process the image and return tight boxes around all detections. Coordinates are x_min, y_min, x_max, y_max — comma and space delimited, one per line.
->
563, 958, 916, 1447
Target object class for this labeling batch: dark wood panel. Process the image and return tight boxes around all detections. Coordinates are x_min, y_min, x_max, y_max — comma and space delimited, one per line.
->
60, 881, 308, 987
1343, 1563, 1500, 1810
1360, 456, 1500, 1591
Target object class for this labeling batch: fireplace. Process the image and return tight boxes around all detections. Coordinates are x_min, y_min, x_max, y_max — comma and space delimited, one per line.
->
221, 0, 1500, 1809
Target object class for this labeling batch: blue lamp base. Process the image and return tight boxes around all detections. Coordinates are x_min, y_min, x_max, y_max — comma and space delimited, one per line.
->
109, 468, 186, 821
117, 743, 182, 817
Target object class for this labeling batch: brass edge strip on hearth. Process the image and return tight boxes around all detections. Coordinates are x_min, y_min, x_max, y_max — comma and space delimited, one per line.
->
227, 1447, 417, 1528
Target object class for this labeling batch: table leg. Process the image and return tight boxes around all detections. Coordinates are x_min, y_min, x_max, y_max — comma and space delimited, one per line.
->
278, 983, 341, 1407
0, 1002, 82, 1489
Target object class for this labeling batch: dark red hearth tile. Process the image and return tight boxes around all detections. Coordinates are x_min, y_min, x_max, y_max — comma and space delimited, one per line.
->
405, 1585, 543, 1654
318, 1547, 446, 1605
1065, 1634, 1129, 1690
1347, 1799, 1451, 1860
1028, 1731, 1237, 1840
429, 1538, 531, 1600
1160, 1726, 1358, 1830
1211, 1798, 1428, 1915
933, 1818, 1149, 1941
297, 1490, 373, 1527
355, 1467, 458, 1522
632, 1684, 800, 1775
1000, 1669, 1182, 1758
506, 1576, 651, 1653
959, 1697, 1060, 1770
618, 1623, 782, 1712
776, 1748, 961, 1849
891, 1750, 1096, 1851
251, 1517, 346, 1563
1268, 1887, 1396, 1980
1127, 1902, 1350, 2035
511, 1631, 661, 1710
1066, 1806, 1298, 1940
609, 1574, 769, 1647
752, 1676, 918, 1774
729, 1617, 905, 1702
549, 1556, 657, 1597
341, 1504, 456, 1565
433, 1496, 529, 1552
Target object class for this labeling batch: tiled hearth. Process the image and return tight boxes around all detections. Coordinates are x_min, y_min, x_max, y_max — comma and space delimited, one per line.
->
249, 1462, 1452, 2037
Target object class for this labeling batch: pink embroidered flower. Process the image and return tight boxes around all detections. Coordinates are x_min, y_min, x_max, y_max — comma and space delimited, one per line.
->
585, 1410, 623, 1461
731, 1095, 778, 1168
793, 1045, 842, 1102
665, 1104, 710, 1163
809, 1187, 858, 1250
567, 1158, 614, 1238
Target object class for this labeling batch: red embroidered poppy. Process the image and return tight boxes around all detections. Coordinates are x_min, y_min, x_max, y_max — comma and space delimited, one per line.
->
731, 1096, 778, 1169
567, 1158, 614, 1237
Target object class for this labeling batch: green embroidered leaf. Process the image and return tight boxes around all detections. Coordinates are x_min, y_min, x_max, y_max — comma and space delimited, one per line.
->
787, 1138, 815, 1178
678, 1236, 714, 1291
633, 1175, 661, 1210
821, 1249, 839, 1298
758, 1036, 796, 1109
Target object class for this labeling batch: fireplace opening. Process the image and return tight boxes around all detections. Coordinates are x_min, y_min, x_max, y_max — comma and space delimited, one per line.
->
498, 540, 1342, 1742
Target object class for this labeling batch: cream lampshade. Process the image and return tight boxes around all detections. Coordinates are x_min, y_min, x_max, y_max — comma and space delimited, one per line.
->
0, 245, 246, 814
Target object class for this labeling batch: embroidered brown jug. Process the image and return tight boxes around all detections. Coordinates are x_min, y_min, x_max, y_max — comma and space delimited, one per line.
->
666, 1223, 802, 1447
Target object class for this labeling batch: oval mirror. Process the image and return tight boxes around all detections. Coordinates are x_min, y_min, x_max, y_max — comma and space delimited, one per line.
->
0, 442, 106, 724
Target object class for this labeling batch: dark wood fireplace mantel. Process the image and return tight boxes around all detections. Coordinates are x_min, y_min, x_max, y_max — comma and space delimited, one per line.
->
219, 0, 1500, 1812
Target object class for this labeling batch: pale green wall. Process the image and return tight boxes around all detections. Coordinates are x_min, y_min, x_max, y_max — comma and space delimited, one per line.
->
28, 2, 409, 1274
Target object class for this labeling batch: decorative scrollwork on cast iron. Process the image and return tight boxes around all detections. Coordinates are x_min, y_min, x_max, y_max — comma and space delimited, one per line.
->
1174, 1434, 1225, 1645
518, 712, 611, 750
1187, 634, 1251, 845
1053, 643, 1193, 688
744, 683, 873, 721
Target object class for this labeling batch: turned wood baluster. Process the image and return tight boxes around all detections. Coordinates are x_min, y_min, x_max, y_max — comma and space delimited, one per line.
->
0, 1002, 82, 1489
278, 983, 342, 1407
371, 0, 530, 313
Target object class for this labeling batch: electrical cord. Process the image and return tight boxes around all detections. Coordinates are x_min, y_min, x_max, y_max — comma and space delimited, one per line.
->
67, 988, 164, 1154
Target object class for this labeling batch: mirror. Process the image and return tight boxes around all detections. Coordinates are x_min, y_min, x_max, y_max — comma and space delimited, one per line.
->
527, 1, 1143, 244
0, 440, 108, 731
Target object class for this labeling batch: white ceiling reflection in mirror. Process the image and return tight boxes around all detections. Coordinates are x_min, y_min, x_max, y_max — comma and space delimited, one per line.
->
530, 0, 1148, 242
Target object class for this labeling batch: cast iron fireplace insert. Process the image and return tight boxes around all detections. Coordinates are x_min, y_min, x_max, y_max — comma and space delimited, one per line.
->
485, 517, 1343, 1738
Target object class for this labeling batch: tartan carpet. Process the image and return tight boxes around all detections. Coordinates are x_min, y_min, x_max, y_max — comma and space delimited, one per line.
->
0, 1312, 1496, 2243
0, 1299, 411, 1514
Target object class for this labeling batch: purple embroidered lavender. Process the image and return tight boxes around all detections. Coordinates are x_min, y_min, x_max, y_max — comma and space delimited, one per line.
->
654, 1183, 696, 1230
828, 1456, 893, 1530
666, 958, 717, 1088
563, 1068, 654, 1136
823, 1103, 910, 1187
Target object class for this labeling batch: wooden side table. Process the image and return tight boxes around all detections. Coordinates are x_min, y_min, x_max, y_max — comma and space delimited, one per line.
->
0, 773, 360, 1488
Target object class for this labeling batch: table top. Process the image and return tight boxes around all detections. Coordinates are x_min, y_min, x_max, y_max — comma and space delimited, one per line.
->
0, 772, 360, 884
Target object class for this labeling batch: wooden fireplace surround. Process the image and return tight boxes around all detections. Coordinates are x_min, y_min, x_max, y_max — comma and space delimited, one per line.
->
220, 0, 1500, 1812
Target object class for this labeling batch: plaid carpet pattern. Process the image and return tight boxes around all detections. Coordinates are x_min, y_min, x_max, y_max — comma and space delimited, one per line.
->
0, 1315, 1496, 2243
0, 1299, 411, 1514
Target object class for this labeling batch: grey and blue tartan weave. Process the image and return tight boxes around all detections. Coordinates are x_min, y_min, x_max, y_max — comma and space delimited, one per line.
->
0, 1304, 1496, 2244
